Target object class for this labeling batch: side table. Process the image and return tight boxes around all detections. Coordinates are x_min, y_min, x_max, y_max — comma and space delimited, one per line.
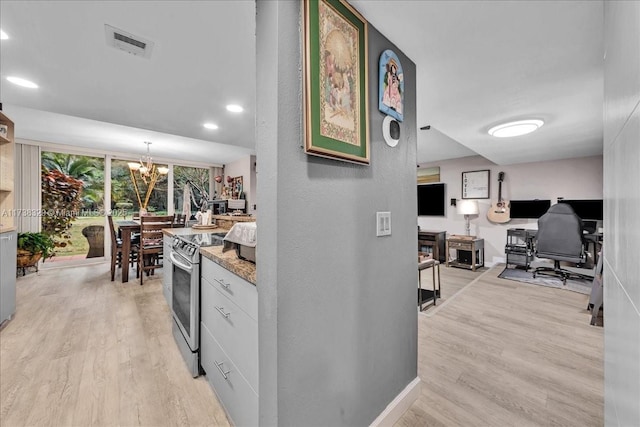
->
446, 236, 484, 271
418, 258, 441, 311
418, 230, 446, 262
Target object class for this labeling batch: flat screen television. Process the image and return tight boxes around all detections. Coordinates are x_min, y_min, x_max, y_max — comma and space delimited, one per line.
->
417, 183, 446, 216
509, 199, 551, 219
558, 199, 603, 220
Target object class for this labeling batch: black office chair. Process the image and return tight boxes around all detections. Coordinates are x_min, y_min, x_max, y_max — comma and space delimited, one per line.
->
533, 203, 593, 284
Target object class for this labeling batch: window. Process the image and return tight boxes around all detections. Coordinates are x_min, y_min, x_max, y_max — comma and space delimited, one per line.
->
41, 151, 105, 260
111, 159, 168, 217
173, 165, 210, 220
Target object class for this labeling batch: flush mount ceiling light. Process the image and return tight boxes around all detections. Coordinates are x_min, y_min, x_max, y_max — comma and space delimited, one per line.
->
0, 29, 8, 40
226, 104, 243, 113
488, 119, 544, 138
6, 76, 38, 89
203, 123, 219, 130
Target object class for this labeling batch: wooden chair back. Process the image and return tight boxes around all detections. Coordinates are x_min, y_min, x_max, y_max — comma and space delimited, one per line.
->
173, 213, 187, 228
138, 215, 173, 285
140, 215, 174, 248
107, 215, 118, 242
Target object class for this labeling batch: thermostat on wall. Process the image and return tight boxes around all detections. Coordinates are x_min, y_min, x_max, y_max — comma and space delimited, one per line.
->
382, 115, 400, 147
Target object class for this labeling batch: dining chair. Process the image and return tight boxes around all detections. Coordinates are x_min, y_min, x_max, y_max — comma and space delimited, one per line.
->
137, 215, 174, 285
173, 213, 187, 228
107, 215, 137, 281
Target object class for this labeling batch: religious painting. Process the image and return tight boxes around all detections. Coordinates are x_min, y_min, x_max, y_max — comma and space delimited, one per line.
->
378, 49, 404, 122
304, 0, 370, 165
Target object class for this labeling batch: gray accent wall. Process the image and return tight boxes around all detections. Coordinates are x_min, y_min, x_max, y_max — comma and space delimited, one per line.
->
256, 1, 418, 425
603, 1, 640, 426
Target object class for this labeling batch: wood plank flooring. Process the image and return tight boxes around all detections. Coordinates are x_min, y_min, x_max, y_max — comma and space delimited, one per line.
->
400, 264, 603, 427
1, 262, 603, 426
0, 263, 231, 427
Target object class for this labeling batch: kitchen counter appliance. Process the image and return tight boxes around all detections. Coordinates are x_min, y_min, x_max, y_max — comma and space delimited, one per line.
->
222, 222, 257, 263
170, 232, 225, 377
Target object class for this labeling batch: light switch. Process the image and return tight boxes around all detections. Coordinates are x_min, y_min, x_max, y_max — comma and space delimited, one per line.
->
376, 211, 391, 236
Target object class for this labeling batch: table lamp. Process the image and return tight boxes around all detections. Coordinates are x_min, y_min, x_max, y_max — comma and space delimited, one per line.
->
457, 200, 479, 236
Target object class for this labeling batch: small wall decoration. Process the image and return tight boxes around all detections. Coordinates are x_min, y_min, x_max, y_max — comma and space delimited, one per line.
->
232, 176, 243, 199
378, 49, 404, 122
417, 166, 440, 184
462, 170, 490, 199
304, 0, 370, 165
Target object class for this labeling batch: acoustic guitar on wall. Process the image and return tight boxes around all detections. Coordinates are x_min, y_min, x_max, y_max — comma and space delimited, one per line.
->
487, 171, 511, 223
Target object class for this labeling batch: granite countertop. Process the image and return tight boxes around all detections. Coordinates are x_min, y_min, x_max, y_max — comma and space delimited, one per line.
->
200, 246, 256, 285
162, 226, 227, 237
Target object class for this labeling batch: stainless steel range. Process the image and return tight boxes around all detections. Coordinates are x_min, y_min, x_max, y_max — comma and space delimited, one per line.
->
170, 232, 225, 377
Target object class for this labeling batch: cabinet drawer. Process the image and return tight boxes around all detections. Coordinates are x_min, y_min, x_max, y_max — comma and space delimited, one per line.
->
449, 241, 472, 250
201, 257, 257, 320
201, 279, 258, 390
201, 323, 258, 427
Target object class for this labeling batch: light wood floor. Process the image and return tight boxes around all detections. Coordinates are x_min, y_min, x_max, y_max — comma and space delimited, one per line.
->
400, 264, 603, 426
0, 263, 231, 427
1, 263, 603, 426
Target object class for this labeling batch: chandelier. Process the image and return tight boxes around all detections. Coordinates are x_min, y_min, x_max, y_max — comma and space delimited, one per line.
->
128, 141, 168, 210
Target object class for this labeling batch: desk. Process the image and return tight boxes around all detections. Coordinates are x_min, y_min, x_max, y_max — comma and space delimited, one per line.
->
116, 220, 139, 283
514, 228, 603, 268
584, 232, 603, 266
446, 236, 484, 271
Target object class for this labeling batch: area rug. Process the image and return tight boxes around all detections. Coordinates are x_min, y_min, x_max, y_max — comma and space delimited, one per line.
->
498, 265, 593, 295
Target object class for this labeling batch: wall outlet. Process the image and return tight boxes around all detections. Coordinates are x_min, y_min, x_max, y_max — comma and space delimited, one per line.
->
376, 211, 391, 236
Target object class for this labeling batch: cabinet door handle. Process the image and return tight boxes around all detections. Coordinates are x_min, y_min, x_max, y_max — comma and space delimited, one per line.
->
214, 278, 230, 289
215, 306, 230, 318
214, 360, 230, 379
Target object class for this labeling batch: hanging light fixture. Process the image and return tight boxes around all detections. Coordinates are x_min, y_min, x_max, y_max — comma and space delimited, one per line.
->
128, 141, 168, 182
128, 141, 168, 212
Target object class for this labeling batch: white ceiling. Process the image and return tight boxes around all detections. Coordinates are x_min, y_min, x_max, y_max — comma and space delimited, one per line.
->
0, 1, 604, 166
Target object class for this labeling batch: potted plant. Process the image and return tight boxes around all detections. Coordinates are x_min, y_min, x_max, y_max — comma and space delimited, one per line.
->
17, 232, 56, 273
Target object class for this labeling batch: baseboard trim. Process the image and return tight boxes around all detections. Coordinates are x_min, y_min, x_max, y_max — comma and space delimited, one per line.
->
369, 376, 421, 427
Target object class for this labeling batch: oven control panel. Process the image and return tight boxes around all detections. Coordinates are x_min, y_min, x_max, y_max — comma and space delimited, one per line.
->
172, 236, 200, 262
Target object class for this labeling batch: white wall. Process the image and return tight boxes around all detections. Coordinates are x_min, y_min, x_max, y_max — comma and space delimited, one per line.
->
603, 1, 640, 426
224, 155, 256, 215
418, 155, 603, 264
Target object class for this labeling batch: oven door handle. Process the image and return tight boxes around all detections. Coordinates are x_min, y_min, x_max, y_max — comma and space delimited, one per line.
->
170, 252, 193, 272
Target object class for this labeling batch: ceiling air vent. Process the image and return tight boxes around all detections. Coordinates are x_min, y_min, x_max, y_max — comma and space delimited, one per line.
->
105, 24, 154, 59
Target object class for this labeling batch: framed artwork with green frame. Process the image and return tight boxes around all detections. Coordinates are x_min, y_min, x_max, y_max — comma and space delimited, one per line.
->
303, 0, 370, 165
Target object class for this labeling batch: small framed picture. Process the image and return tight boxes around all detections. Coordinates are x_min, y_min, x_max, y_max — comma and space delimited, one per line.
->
0, 124, 8, 139
462, 170, 490, 199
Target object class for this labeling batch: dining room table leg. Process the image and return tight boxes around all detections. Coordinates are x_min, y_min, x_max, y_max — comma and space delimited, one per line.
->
122, 229, 131, 283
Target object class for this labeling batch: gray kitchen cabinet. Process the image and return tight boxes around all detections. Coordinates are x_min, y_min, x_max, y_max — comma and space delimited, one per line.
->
162, 234, 172, 308
200, 256, 258, 426
0, 230, 17, 325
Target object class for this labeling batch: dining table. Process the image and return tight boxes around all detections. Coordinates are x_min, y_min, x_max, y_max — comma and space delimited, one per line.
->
115, 220, 140, 283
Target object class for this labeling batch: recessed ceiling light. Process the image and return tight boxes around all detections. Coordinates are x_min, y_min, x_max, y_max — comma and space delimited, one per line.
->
488, 119, 544, 138
203, 123, 219, 130
226, 104, 243, 113
6, 76, 39, 89
0, 29, 8, 40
